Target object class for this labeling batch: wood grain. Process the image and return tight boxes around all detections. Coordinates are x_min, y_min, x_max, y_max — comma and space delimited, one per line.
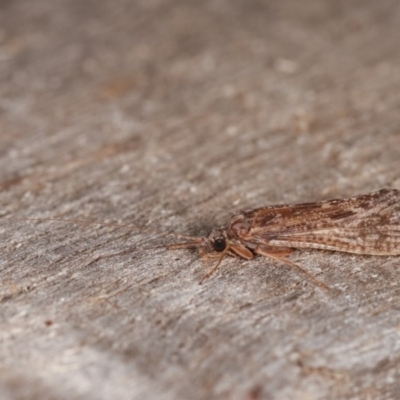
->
1, 1, 400, 399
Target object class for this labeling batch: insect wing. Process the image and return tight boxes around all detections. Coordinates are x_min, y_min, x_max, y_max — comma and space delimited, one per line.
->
247, 189, 400, 255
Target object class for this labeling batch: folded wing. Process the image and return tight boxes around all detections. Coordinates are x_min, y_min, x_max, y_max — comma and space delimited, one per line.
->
248, 189, 400, 255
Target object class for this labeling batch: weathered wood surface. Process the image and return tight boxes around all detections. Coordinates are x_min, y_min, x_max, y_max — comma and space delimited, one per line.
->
1, 1, 400, 399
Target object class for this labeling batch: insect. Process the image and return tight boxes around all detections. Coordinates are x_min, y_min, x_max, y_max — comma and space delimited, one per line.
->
166, 188, 400, 289
3, 189, 400, 289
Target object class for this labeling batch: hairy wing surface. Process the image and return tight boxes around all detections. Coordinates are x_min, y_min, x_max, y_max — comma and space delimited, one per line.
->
248, 189, 400, 255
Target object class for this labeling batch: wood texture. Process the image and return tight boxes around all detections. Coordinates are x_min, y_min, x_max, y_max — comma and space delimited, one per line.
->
1, 1, 400, 399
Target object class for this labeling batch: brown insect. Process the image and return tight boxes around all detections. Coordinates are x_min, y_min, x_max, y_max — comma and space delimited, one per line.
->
167, 188, 400, 289
3, 189, 400, 289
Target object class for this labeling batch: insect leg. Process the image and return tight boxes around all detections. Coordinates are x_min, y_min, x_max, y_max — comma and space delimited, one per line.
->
229, 245, 254, 260
254, 247, 329, 290
200, 251, 228, 284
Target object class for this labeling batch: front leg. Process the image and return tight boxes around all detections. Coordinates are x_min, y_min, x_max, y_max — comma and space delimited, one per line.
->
253, 246, 294, 258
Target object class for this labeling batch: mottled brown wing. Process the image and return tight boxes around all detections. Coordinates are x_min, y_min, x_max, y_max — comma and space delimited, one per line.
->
247, 189, 400, 255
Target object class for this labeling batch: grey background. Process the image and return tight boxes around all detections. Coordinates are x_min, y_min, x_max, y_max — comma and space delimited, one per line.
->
1, 0, 400, 399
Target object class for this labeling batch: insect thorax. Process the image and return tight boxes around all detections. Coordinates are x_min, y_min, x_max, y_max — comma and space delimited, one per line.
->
229, 212, 252, 237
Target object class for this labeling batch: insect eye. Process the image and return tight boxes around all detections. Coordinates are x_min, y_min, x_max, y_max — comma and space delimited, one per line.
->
213, 238, 226, 252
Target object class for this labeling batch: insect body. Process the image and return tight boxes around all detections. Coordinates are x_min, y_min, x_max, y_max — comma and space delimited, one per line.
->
170, 189, 400, 288
3, 189, 400, 289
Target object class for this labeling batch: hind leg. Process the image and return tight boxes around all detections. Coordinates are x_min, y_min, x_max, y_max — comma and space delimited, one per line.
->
254, 246, 329, 290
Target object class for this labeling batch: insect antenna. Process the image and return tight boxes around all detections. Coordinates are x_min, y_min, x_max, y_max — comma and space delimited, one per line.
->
0, 216, 200, 242
165, 238, 206, 250
0, 215, 213, 276
0, 216, 155, 232
139, 238, 206, 253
